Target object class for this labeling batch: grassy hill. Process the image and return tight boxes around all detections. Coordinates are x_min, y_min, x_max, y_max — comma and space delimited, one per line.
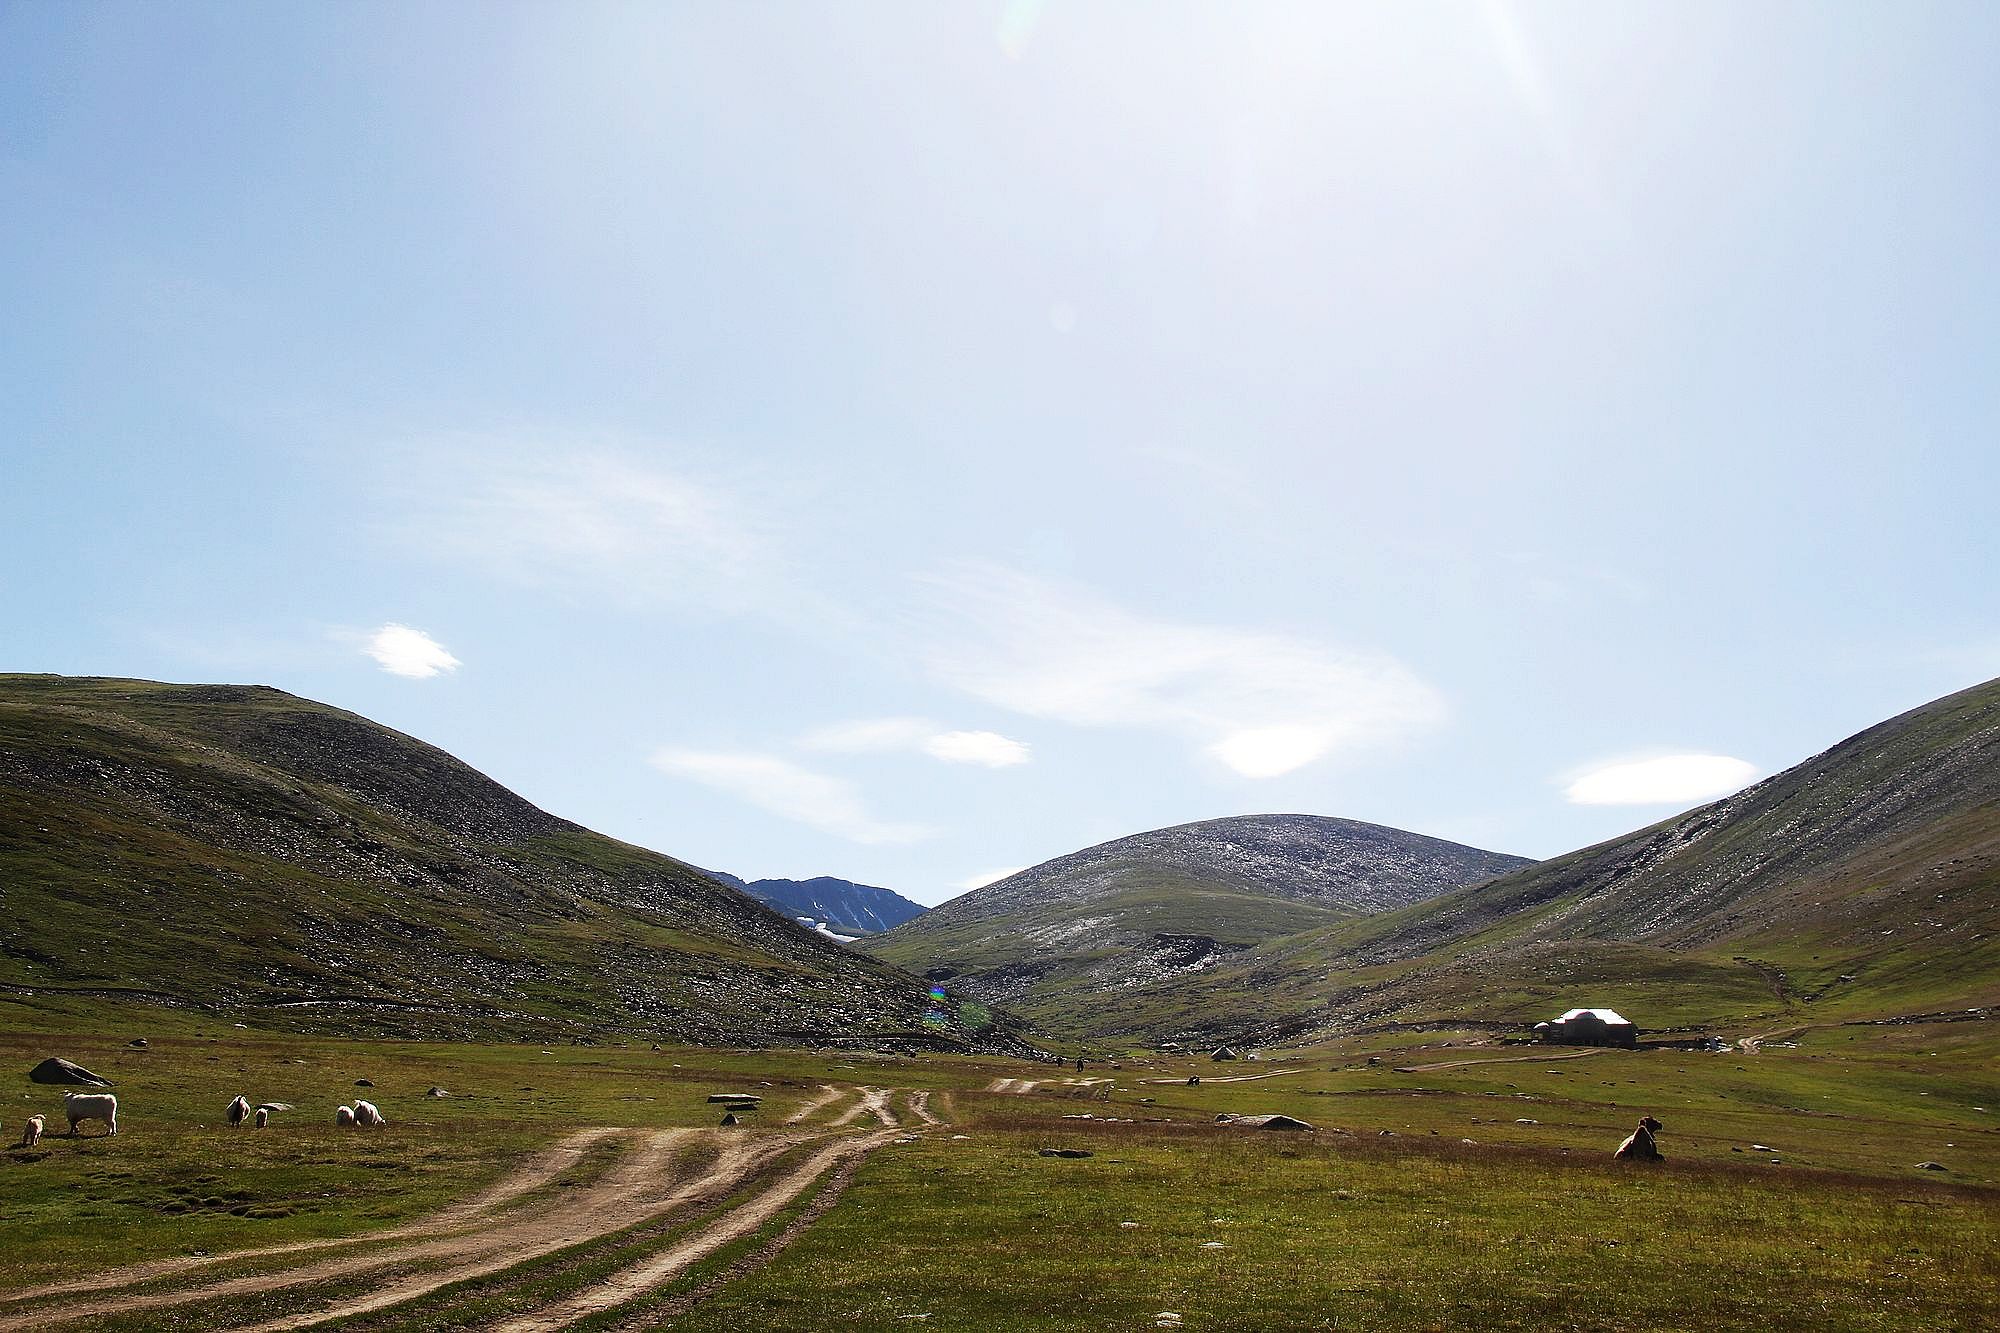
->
1118, 676, 2000, 1045
0, 675, 1015, 1048
859, 814, 1530, 1038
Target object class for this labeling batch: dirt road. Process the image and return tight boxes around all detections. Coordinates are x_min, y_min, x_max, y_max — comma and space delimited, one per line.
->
0, 1086, 915, 1332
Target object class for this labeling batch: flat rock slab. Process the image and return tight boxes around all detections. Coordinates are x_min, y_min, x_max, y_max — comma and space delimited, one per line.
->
706, 1094, 762, 1104
1039, 1148, 1093, 1158
28, 1057, 111, 1087
1215, 1113, 1314, 1131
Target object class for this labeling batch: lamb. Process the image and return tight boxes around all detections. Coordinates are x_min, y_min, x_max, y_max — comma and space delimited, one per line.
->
1614, 1115, 1664, 1161
334, 1105, 357, 1127
254, 1107, 269, 1129
20, 1114, 44, 1148
63, 1091, 118, 1137
226, 1095, 252, 1128
352, 1100, 385, 1128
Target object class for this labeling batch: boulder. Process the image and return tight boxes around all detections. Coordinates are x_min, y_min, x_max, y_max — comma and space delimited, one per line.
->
28, 1058, 111, 1087
1916, 1161, 1948, 1171
706, 1094, 762, 1105
1215, 1113, 1313, 1131
426, 1086, 451, 1098
354, 1078, 374, 1088
1038, 1148, 1093, 1158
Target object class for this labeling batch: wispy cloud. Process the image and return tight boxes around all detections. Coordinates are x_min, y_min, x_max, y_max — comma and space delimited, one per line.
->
650, 748, 934, 845
1563, 754, 1759, 806
956, 866, 1027, 890
366, 623, 461, 679
388, 439, 768, 605
917, 565, 1443, 778
800, 716, 1032, 769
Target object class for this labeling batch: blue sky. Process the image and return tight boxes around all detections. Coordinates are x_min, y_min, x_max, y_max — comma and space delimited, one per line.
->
4, 3, 1995, 905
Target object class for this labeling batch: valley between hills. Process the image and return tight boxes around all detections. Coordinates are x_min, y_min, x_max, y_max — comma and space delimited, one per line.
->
2, 672, 1995, 1330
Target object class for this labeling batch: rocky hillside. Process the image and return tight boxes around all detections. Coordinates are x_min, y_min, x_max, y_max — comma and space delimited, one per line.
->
859, 814, 1531, 1036
1130, 676, 2000, 1045
0, 675, 1017, 1049
705, 872, 927, 937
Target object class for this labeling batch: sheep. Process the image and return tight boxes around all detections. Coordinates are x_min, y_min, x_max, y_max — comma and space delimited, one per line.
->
63, 1091, 118, 1137
1614, 1115, 1664, 1161
254, 1107, 269, 1129
20, 1114, 44, 1148
226, 1095, 251, 1128
352, 1100, 384, 1128
334, 1105, 356, 1128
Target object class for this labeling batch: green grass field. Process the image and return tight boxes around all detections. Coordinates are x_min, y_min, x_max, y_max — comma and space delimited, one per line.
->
3, 1005, 1994, 1330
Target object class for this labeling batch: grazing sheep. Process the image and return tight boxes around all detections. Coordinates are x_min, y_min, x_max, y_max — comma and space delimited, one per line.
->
226, 1095, 251, 1128
20, 1114, 44, 1148
352, 1100, 384, 1127
63, 1091, 118, 1136
254, 1107, 269, 1129
1614, 1115, 1664, 1161
334, 1105, 356, 1128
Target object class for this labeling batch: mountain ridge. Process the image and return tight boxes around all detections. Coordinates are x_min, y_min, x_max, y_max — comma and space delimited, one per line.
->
1113, 675, 2000, 1045
703, 870, 927, 937
860, 813, 1532, 1036
0, 674, 1014, 1050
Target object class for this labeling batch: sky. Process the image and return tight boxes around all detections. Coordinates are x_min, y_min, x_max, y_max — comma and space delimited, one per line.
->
3, 2, 1996, 906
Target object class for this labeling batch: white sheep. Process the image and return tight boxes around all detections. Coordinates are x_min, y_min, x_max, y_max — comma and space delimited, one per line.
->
254, 1107, 269, 1129
63, 1091, 118, 1136
20, 1114, 44, 1148
352, 1100, 384, 1128
226, 1095, 251, 1128
334, 1105, 356, 1127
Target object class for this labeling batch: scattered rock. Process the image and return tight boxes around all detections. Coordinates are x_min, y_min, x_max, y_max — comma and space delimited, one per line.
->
719, 1112, 739, 1126
354, 1079, 374, 1088
28, 1058, 111, 1087
707, 1094, 762, 1105
1119, 1221, 1140, 1229
1916, 1161, 1948, 1171
1751, 1144, 1775, 1152
426, 1087, 451, 1098
1038, 1148, 1092, 1158
1515, 1118, 1539, 1125
127, 1039, 149, 1049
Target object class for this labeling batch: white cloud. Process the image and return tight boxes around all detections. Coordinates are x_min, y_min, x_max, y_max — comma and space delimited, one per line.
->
921, 730, 1031, 768
390, 441, 767, 605
1563, 754, 1760, 806
800, 717, 1032, 768
366, 624, 461, 679
650, 748, 933, 846
956, 866, 1028, 890
918, 565, 1443, 778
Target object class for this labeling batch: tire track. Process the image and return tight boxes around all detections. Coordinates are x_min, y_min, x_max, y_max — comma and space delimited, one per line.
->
0, 1130, 706, 1332
0, 1128, 621, 1313
829, 1086, 898, 1127
491, 1128, 904, 1333
240, 1133, 805, 1331
784, 1085, 848, 1125
906, 1090, 941, 1125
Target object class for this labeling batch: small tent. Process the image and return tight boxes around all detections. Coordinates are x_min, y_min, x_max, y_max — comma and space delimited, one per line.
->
1210, 1046, 1240, 1061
